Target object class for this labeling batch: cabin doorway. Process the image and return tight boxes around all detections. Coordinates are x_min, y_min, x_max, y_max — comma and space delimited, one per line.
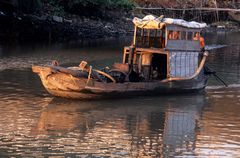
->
151, 53, 167, 80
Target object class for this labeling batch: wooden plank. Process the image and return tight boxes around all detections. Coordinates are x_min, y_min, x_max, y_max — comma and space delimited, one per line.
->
136, 47, 167, 54
165, 29, 168, 47
167, 25, 201, 32
166, 51, 170, 78
133, 26, 137, 45
166, 40, 200, 51
125, 47, 166, 54
123, 47, 127, 63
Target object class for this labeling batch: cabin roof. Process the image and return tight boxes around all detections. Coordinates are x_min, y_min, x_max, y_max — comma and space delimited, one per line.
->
133, 15, 207, 30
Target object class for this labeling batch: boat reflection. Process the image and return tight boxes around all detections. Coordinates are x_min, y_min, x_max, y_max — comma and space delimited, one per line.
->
32, 95, 207, 157
32, 99, 101, 135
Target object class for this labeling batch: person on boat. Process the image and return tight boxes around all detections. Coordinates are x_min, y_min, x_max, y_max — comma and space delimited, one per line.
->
193, 32, 205, 51
168, 31, 172, 39
168, 31, 179, 40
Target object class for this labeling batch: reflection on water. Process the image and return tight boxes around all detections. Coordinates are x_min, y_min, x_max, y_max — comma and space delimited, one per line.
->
0, 92, 240, 157
0, 94, 204, 157
0, 32, 240, 157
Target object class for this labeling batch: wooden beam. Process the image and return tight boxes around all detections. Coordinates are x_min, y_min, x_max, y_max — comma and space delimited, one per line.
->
133, 26, 137, 46
123, 47, 127, 63
126, 47, 167, 55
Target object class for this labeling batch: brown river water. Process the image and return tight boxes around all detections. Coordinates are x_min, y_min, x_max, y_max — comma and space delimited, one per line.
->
0, 32, 240, 157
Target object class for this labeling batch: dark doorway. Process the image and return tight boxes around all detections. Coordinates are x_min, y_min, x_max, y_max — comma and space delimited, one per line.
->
151, 53, 167, 80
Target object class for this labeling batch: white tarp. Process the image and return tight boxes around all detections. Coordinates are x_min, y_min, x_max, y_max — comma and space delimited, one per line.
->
133, 15, 207, 29
163, 18, 207, 28
132, 15, 165, 29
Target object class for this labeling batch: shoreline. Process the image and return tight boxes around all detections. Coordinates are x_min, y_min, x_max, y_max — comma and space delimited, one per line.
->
0, 11, 239, 45
0, 11, 134, 44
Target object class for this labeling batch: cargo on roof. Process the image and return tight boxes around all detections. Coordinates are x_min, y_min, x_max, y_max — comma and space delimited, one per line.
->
133, 15, 207, 29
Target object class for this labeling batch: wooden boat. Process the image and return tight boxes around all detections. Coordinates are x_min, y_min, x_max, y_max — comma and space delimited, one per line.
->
228, 1, 240, 22
228, 11, 240, 22
33, 15, 210, 99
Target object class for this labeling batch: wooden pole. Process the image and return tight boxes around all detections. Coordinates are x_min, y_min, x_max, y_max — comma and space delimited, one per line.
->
128, 46, 135, 69
200, 1, 203, 22
131, 26, 137, 66
182, 7, 186, 19
133, 26, 137, 46
214, 0, 219, 22
147, 29, 150, 47
165, 29, 168, 47
141, 28, 144, 46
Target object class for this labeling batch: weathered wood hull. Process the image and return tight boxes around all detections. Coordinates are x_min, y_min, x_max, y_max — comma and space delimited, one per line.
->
32, 65, 208, 99
228, 11, 240, 22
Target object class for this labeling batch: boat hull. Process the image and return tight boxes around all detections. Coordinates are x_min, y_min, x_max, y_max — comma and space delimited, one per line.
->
33, 65, 208, 99
228, 11, 240, 22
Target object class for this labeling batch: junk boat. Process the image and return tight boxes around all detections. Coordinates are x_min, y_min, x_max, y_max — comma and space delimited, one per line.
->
32, 15, 210, 99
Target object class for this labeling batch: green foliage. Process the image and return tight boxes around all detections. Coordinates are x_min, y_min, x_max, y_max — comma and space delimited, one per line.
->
36, 0, 43, 8
41, 0, 135, 17
16, 0, 43, 13
51, 0, 135, 10
113, 0, 135, 9
45, 0, 65, 15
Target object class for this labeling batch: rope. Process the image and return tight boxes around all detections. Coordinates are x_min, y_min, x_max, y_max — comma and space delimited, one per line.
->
94, 69, 116, 83
70, 65, 116, 83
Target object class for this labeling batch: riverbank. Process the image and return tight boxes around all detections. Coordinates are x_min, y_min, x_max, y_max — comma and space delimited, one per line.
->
0, 0, 239, 44
0, 11, 134, 44
0, 0, 135, 44
1, 12, 239, 45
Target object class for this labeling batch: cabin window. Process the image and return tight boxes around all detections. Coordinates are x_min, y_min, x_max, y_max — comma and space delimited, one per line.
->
136, 29, 165, 48
168, 30, 173, 39
168, 30, 180, 40
165, 26, 202, 51
193, 32, 200, 40
187, 32, 193, 40
168, 31, 198, 41
181, 31, 187, 40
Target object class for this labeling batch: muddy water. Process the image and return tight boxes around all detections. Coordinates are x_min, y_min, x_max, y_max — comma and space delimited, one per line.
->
0, 32, 240, 157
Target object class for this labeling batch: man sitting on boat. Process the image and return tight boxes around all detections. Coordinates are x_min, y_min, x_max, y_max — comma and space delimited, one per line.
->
168, 31, 180, 40
193, 32, 205, 51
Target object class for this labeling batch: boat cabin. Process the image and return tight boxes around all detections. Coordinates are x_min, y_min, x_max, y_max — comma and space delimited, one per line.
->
121, 17, 205, 82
